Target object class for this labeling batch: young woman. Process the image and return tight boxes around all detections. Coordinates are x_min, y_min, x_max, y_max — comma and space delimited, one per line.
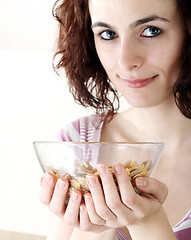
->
39, 0, 191, 239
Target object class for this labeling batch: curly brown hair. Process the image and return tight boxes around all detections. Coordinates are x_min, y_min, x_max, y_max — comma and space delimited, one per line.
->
52, 0, 191, 119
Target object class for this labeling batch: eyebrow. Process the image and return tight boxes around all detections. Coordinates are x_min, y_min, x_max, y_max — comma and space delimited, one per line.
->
91, 15, 169, 29
130, 15, 169, 28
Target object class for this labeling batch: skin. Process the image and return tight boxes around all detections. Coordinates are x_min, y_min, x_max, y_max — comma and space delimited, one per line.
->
90, 0, 185, 108
92, 0, 191, 229
39, 0, 191, 239
40, 167, 169, 240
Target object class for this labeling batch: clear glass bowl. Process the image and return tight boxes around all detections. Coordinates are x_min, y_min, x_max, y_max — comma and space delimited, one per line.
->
33, 141, 164, 200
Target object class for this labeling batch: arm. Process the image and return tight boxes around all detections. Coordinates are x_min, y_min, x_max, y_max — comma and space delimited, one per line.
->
70, 228, 117, 240
128, 208, 177, 240
47, 213, 74, 240
46, 214, 116, 240
47, 213, 117, 240
126, 178, 177, 240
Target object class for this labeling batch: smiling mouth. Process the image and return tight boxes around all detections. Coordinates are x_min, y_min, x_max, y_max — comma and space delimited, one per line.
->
121, 75, 158, 88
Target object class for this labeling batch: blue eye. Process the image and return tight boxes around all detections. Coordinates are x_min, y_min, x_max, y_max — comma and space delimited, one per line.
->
141, 26, 161, 38
100, 30, 116, 40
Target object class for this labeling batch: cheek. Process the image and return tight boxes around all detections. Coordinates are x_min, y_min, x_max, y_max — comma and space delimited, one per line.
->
99, 54, 115, 75
148, 44, 183, 80
95, 41, 117, 74
162, 54, 182, 80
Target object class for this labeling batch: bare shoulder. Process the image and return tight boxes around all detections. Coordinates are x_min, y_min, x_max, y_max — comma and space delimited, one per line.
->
101, 108, 141, 142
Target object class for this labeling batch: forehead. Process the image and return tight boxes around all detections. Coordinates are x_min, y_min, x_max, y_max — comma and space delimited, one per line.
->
89, 0, 178, 24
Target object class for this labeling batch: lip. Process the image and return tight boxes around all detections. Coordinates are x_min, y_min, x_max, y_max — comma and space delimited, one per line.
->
121, 75, 158, 88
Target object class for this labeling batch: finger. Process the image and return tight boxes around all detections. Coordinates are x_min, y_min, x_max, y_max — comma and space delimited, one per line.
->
84, 193, 106, 225
97, 163, 121, 204
79, 203, 111, 233
113, 163, 138, 210
64, 189, 82, 226
49, 178, 69, 216
86, 173, 116, 223
39, 172, 57, 205
113, 166, 158, 220
79, 204, 93, 231
96, 163, 132, 224
127, 177, 168, 219
135, 177, 168, 204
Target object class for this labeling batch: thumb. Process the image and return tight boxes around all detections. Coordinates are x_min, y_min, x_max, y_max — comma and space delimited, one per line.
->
135, 177, 168, 204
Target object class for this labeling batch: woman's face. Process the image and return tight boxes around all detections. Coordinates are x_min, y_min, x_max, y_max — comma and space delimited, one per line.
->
89, 0, 185, 108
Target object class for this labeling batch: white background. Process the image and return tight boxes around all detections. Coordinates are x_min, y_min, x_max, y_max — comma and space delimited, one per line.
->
0, 0, 93, 236
0, 0, 128, 236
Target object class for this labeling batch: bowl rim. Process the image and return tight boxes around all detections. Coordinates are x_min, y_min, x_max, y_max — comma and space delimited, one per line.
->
33, 141, 164, 146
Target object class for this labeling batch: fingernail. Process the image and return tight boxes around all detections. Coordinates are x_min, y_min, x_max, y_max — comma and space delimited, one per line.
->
57, 179, 66, 190
114, 163, 122, 175
44, 172, 52, 184
80, 205, 86, 214
97, 164, 107, 176
71, 191, 79, 202
86, 175, 97, 187
84, 193, 92, 203
136, 178, 147, 187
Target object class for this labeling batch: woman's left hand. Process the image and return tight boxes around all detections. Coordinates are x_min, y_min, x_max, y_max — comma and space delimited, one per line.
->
81, 163, 168, 229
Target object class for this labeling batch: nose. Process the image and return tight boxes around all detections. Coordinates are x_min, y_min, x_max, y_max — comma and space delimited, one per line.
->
118, 38, 143, 71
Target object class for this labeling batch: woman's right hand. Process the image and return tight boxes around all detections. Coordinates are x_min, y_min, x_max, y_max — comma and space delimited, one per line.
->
39, 172, 112, 233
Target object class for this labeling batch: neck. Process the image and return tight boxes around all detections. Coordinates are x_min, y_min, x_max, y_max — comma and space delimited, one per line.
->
125, 98, 191, 144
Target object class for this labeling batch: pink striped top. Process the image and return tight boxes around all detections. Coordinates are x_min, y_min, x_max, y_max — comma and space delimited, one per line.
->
58, 114, 191, 240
